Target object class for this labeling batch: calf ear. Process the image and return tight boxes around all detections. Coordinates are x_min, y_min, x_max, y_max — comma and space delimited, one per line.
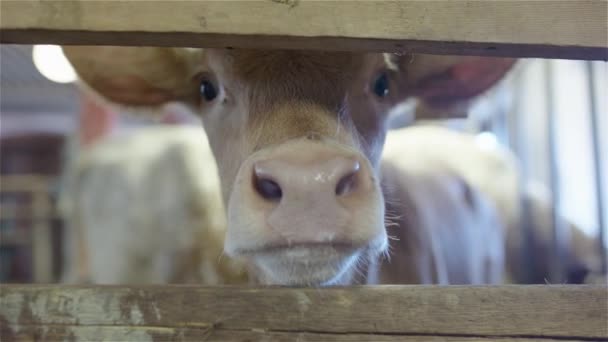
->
62, 46, 202, 107
396, 54, 516, 114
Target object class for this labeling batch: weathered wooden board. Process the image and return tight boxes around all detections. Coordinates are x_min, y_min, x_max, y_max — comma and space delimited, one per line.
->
1, 285, 607, 341
1, 1, 607, 60
1, 326, 599, 342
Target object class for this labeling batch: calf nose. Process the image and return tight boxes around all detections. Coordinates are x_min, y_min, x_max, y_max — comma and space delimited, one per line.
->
225, 139, 387, 259
232, 140, 377, 245
253, 156, 361, 201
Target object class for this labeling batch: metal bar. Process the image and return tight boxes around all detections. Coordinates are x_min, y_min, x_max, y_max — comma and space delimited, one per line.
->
506, 66, 537, 284
545, 60, 568, 283
586, 61, 607, 275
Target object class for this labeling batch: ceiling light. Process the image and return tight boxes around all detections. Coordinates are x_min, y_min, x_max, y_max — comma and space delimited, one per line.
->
32, 45, 76, 84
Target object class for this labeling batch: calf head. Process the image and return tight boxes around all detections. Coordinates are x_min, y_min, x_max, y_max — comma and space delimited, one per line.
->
64, 46, 514, 285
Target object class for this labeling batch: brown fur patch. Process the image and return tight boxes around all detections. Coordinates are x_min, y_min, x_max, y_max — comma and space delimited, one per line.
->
228, 50, 362, 114
245, 101, 351, 153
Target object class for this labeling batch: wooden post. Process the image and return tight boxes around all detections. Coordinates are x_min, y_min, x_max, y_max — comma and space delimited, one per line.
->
31, 192, 53, 283
0, 175, 56, 282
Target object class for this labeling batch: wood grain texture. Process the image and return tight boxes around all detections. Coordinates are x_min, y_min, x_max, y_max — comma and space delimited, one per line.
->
1, 285, 607, 341
1, 326, 599, 342
1, 0, 606, 60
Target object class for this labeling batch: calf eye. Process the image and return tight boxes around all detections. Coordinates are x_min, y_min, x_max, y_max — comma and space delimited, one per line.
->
372, 73, 389, 98
199, 79, 218, 101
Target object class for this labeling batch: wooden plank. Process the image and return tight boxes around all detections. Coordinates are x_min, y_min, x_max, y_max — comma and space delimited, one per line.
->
1, 285, 606, 341
0, 174, 52, 193
0, 231, 30, 247
1, 0, 606, 60
1, 325, 596, 342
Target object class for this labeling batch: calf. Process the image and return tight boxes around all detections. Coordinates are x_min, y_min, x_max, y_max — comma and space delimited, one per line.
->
372, 163, 504, 284
59, 96, 246, 284
384, 125, 604, 284
63, 46, 514, 285
60, 125, 247, 284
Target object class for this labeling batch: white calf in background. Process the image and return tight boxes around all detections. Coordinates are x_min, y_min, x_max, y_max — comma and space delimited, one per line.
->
59, 124, 246, 284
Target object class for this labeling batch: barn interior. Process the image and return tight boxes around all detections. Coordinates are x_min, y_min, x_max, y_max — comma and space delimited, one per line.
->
0, 44, 606, 286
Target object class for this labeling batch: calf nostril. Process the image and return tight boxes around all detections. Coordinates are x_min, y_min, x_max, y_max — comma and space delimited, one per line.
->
335, 162, 360, 196
253, 173, 283, 201
306, 132, 321, 141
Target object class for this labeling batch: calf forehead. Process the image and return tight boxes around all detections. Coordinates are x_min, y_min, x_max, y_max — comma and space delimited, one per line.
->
211, 50, 379, 110
227, 50, 363, 82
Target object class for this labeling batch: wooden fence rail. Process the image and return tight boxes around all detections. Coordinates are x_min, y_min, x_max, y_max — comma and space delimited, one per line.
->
1, 0, 607, 60
1, 285, 607, 341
